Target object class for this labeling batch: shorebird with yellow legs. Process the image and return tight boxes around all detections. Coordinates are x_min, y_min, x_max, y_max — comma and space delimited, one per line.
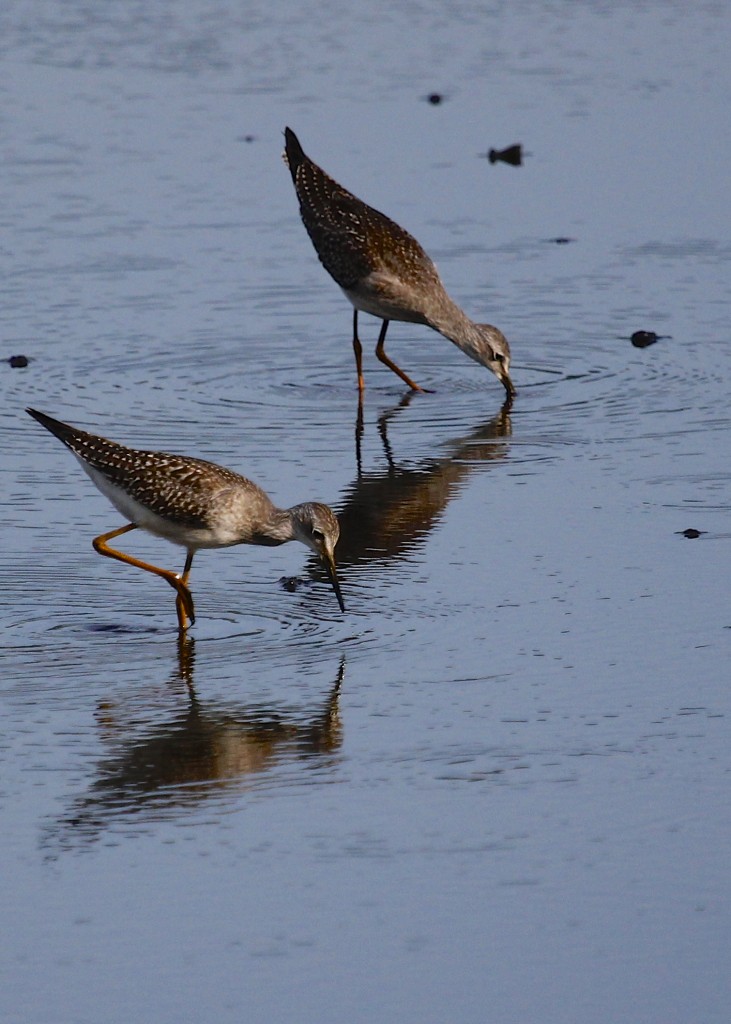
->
283, 127, 515, 399
28, 409, 345, 630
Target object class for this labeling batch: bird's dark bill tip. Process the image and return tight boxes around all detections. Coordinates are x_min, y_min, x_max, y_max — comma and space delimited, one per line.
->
324, 559, 346, 613
332, 578, 346, 614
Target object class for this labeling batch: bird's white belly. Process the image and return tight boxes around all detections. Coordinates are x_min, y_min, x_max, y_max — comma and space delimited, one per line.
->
77, 458, 240, 551
342, 277, 430, 326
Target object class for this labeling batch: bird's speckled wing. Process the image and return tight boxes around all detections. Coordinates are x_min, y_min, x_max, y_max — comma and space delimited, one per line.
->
285, 129, 439, 291
28, 410, 263, 530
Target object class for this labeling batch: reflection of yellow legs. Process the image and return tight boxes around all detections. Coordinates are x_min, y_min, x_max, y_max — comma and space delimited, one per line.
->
176, 631, 197, 697
92, 523, 196, 630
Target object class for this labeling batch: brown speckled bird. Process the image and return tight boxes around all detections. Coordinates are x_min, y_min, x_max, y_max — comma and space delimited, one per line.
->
27, 409, 345, 629
283, 127, 515, 398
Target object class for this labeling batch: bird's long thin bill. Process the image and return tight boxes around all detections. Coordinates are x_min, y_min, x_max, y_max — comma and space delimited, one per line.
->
324, 556, 346, 613
502, 373, 517, 398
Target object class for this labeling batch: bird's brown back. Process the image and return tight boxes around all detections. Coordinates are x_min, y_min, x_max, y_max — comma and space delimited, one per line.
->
284, 127, 439, 292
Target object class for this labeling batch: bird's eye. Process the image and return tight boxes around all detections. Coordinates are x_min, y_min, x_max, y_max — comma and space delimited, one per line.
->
311, 529, 325, 542
493, 352, 504, 363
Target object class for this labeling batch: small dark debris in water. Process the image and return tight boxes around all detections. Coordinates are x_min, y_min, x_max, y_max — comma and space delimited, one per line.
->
488, 144, 523, 166
7, 354, 30, 367
426, 93, 444, 105
237, 134, 256, 143
631, 330, 670, 348
279, 575, 304, 593
677, 528, 705, 539
550, 237, 574, 245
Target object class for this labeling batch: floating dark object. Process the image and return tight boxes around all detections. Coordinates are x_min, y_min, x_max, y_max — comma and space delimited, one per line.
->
488, 144, 522, 167
279, 575, 304, 592
426, 93, 443, 105
7, 355, 29, 368
630, 330, 670, 348
551, 237, 574, 245
677, 528, 705, 539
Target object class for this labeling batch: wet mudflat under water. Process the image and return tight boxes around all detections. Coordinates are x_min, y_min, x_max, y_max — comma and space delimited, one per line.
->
1, 2, 730, 1022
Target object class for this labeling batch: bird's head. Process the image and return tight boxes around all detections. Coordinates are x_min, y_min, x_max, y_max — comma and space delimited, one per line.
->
473, 324, 516, 399
292, 503, 345, 612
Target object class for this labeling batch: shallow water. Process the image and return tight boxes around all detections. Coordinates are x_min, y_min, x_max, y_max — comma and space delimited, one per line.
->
1, 2, 730, 1022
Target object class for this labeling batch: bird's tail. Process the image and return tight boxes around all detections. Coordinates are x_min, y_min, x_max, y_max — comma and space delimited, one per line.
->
26, 408, 78, 448
282, 126, 306, 182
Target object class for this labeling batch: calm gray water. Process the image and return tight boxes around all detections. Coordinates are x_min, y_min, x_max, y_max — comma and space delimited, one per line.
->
1, 2, 730, 1022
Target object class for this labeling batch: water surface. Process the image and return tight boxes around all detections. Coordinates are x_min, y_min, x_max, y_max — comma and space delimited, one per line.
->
1, 2, 730, 1022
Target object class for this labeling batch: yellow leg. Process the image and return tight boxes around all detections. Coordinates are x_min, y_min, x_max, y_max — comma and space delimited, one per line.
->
175, 551, 195, 631
92, 523, 196, 629
374, 319, 429, 392
352, 309, 365, 392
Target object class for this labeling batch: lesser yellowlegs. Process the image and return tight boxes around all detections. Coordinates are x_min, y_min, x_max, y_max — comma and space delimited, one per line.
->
283, 127, 515, 398
27, 409, 345, 629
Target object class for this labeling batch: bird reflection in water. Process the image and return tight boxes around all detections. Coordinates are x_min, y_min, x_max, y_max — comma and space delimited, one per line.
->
42, 639, 345, 852
334, 397, 512, 570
